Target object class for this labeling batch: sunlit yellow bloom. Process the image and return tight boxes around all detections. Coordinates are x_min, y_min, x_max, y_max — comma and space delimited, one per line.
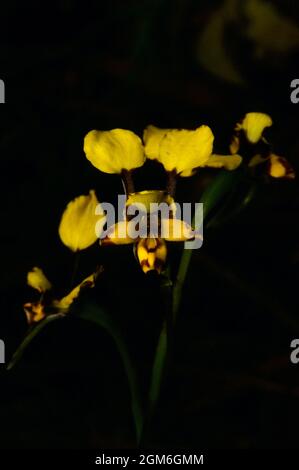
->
102, 190, 196, 274
59, 190, 105, 252
27, 267, 52, 293
84, 128, 145, 174
235, 112, 272, 145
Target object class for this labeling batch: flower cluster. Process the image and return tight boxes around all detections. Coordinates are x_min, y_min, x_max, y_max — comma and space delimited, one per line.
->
24, 114, 295, 324
83, 124, 241, 272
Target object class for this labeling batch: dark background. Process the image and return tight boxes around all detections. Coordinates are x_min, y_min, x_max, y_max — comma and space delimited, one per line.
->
1, 0, 299, 449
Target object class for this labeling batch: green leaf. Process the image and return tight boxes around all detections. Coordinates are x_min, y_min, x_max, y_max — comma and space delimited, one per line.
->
7, 313, 65, 371
148, 320, 168, 416
173, 169, 242, 321
74, 301, 144, 444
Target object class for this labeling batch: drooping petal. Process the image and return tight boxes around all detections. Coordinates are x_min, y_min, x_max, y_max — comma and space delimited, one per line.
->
206, 154, 242, 170
268, 154, 295, 179
84, 128, 145, 174
27, 267, 52, 293
144, 125, 214, 175
136, 238, 167, 274
236, 112, 272, 144
59, 190, 105, 252
101, 221, 136, 245
53, 270, 100, 312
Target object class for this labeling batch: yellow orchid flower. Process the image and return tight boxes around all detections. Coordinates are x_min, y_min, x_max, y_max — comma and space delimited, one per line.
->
231, 112, 272, 153
27, 267, 52, 293
230, 112, 295, 180
24, 268, 101, 325
84, 128, 145, 174
59, 190, 105, 252
101, 190, 198, 274
143, 125, 241, 176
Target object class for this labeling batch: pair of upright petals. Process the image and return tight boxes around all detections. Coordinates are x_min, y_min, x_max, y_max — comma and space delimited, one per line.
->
84, 125, 242, 176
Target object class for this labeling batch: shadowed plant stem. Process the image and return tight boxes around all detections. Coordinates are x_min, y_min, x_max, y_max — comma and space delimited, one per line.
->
121, 169, 135, 195
141, 274, 172, 445
7, 313, 65, 371
166, 170, 177, 197
69, 251, 80, 289
173, 169, 244, 321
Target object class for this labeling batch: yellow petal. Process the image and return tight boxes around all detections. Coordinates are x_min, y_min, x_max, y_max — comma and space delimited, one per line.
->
27, 267, 52, 293
84, 128, 145, 174
53, 271, 99, 312
24, 302, 46, 324
206, 154, 242, 170
179, 169, 197, 177
136, 238, 167, 274
143, 125, 170, 160
144, 125, 214, 175
59, 190, 105, 252
268, 154, 295, 179
101, 221, 136, 245
161, 218, 195, 241
126, 190, 175, 214
236, 112, 272, 144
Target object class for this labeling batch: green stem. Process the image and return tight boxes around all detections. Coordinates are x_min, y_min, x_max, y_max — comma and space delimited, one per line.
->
148, 320, 168, 418
141, 273, 172, 445
74, 303, 144, 445
173, 169, 242, 321
207, 181, 257, 229
7, 313, 65, 371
